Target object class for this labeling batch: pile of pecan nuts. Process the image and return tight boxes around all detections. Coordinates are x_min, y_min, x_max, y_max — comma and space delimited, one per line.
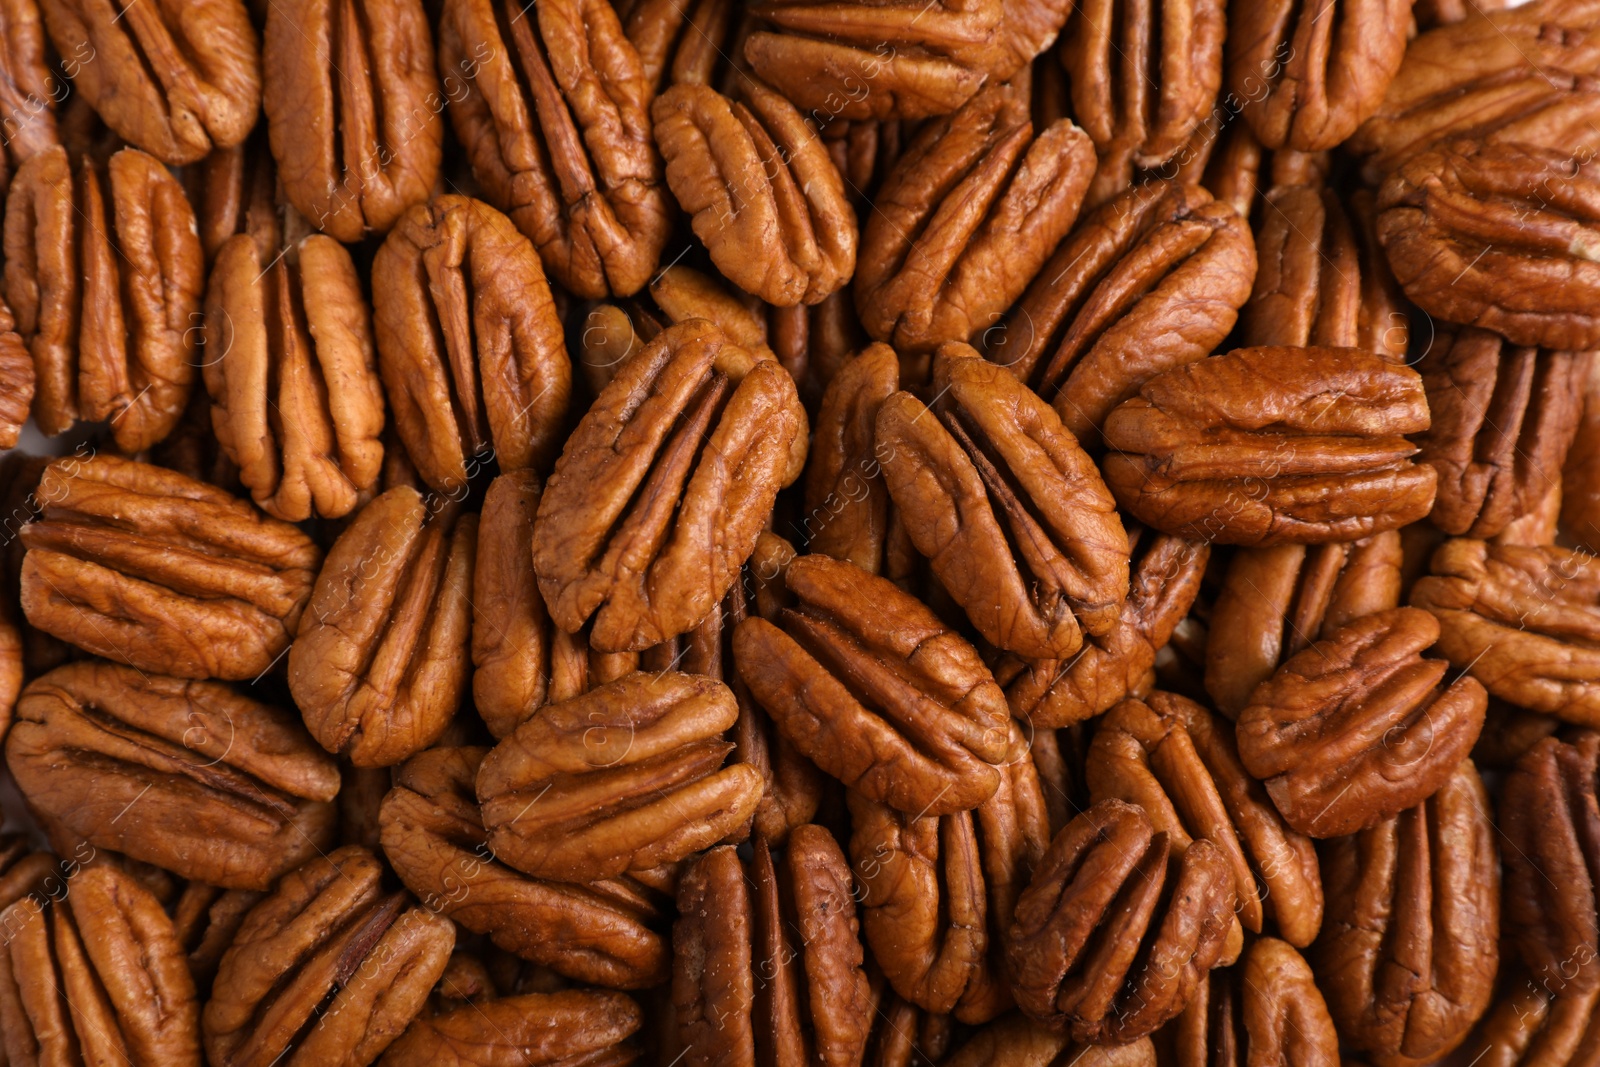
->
1, 0, 1599, 1063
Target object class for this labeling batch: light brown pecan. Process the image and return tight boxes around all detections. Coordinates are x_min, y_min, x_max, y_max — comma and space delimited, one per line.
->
379, 989, 643, 1067
3, 145, 204, 450
1412, 0, 1508, 26
263, 0, 441, 242
1005, 798, 1237, 1043
1102, 346, 1436, 546
203, 231, 386, 522
379, 745, 671, 989
734, 552, 1012, 815
373, 194, 573, 494
1167, 937, 1341, 1067
477, 671, 764, 882
532, 319, 804, 652
654, 80, 856, 306
203, 846, 455, 1067
802, 342, 901, 576
1316, 759, 1500, 1067
673, 828, 873, 1067
18, 455, 321, 680
41, 0, 258, 164
439, 0, 670, 299
985, 180, 1255, 447
855, 85, 1095, 355
0, 0, 61, 181
5, 660, 339, 890
0, 863, 201, 1067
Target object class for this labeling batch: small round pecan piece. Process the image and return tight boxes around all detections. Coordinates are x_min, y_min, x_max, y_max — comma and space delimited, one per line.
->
1315, 759, 1500, 1067
477, 670, 764, 882
40, 0, 258, 165
654, 80, 856, 306
203, 231, 386, 522
875, 344, 1129, 661
854, 84, 1096, 355
1004, 798, 1237, 1043
1236, 607, 1487, 838
378, 988, 643, 1067
734, 553, 1012, 815
18, 455, 321, 680
1102, 346, 1436, 546
532, 319, 804, 653
0, 863, 201, 1066
263, 0, 441, 241
5, 660, 339, 890
204, 846, 455, 1067
1168, 937, 1341, 1067
673, 829, 873, 1067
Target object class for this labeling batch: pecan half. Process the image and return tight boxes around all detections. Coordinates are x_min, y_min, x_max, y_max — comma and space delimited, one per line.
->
802, 341, 901, 576
19, 455, 321, 680
472, 469, 555, 741
1167, 937, 1340, 1067
940, 1014, 1155, 1067
1102, 346, 1436, 546
0, 0, 61, 180
378, 989, 643, 1067
623, 0, 750, 92
734, 552, 1012, 815
439, 0, 670, 298
1004, 798, 1237, 1043
1439, 980, 1600, 1067
0, 295, 30, 449
203, 846, 455, 1067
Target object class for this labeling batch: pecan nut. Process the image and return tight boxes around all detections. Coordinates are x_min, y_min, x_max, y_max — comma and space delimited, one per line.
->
1567, 354, 1600, 551
18, 455, 322, 680
941, 1014, 1155, 1067
1439, 980, 1600, 1067
623, 0, 750, 92
802, 341, 901, 576
472, 469, 554, 741
378, 989, 643, 1067
0, 0, 61, 179
0, 295, 30, 449
1168, 937, 1341, 1067
1102, 346, 1436, 546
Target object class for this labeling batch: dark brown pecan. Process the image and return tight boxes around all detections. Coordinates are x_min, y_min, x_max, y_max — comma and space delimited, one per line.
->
379, 745, 671, 989
0, 0, 61, 180
1236, 607, 1487, 838
1226, 0, 1410, 151
0, 863, 201, 1066
477, 670, 764, 882
985, 180, 1255, 447
3, 145, 204, 450
941, 1014, 1156, 1067
186, 126, 280, 265
854, 85, 1094, 356
1569, 355, 1600, 551
263, 0, 440, 242
654, 80, 856, 306
532, 319, 804, 652
203, 846, 455, 1067
1005, 798, 1236, 1043
379, 989, 643, 1067
1438, 979, 1600, 1067
803, 342, 901, 576
1102, 346, 1436, 546
472, 469, 554, 740
1087, 691, 1324, 948
674, 831, 873, 1067
439, 0, 670, 299
203, 231, 386, 522
5, 660, 339, 890
1315, 759, 1500, 1066
1167, 937, 1340, 1067
41, 0, 258, 164
289, 487, 475, 767
373, 194, 573, 494
1207, 532, 1403, 717
18, 455, 321, 680
0, 835, 54, 912
734, 552, 1011, 815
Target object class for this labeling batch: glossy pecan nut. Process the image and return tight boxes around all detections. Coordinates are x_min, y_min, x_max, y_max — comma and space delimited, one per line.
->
203, 231, 386, 522
263, 0, 440, 241
5, 660, 338, 890
186, 125, 280, 265
3, 145, 203, 450
289, 487, 474, 767
532, 319, 804, 652
172, 883, 264, 993
734, 552, 1011, 815
1438, 979, 1600, 1067
1414, 329, 1585, 539
477, 670, 764, 882
0, 0, 61, 179
1004, 798, 1237, 1043
654, 80, 856, 306
1567, 355, 1600, 551
985, 180, 1255, 447
1227, 0, 1410, 151
803, 341, 901, 576
472, 469, 556, 740
0, 295, 29, 450
439, 0, 670, 299
18, 455, 321, 680
203, 846, 455, 1067
1315, 759, 1500, 1067
378, 745, 670, 989
1166, 937, 1340, 1067
373, 194, 573, 494
855, 85, 1095, 355
1087, 691, 1324, 948
942, 1014, 1155, 1067
41, 0, 258, 164
674, 829, 873, 1067
1236, 607, 1487, 838
378, 989, 643, 1067
1102, 346, 1436, 546
0, 863, 201, 1066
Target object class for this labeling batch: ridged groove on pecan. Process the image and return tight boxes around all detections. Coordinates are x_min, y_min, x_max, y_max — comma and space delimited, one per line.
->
1441, 979, 1600, 1067
623, 0, 747, 91
0, 0, 60, 175
375, 989, 643, 1067
1170, 937, 1340, 1067
472, 470, 555, 740
0, 294, 31, 449
803, 341, 900, 575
